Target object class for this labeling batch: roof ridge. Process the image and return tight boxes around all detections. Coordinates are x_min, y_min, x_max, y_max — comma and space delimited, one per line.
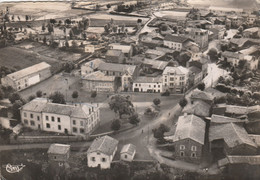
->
97, 136, 107, 152
231, 123, 245, 144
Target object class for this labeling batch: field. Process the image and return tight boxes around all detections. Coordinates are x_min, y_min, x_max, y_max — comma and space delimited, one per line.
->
0, 41, 82, 72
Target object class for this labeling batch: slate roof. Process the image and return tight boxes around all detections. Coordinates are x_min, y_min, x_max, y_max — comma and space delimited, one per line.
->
120, 144, 136, 156
220, 155, 260, 166
249, 134, 260, 147
145, 49, 166, 57
163, 66, 189, 75
243, 27, 259, 33
6, 62, 51, 81
98, 62, 136, 75
164, 34, 191, 43
172, 114, 206, 145
209, 123, 257, 148
82, 71, 115, 82
190, 90, 213, 102
83, 59, 104, 69
210, 114, 247, 124
142, 59, 169, 70
48, 144, 70, 155
106, 49, 123, 57
134, 76, 162, 84
109, 44, 132, 54
87, 136, 119, 156
239, 46, 260, 55
222, 51, 244, 59
21, 98, 97, 119
183, 100, 211, 117
230, 38, 250, 47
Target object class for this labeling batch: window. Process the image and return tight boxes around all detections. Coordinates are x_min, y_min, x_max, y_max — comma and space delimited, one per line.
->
158, 85, 160, 88
154, 85, 156, 88
46, 123, 50, 128
91, 157, 95, 161
80, 128, 85, 134
80, 121, 84, 126
37, 116, 40, 121
73, 127, 77, 133
24, 119, 28, 125
51, 116, 55, 122
180, 151, 185, 157
191, 152, 196, 158
102, 158, 106, 162
170, 77, 174, 81
57, 117, 60, 122
30, 121, 35, 126
165, 79, 167, 82
191, 146, 197, 151
180, 145, 185, 150
30, 114, 33, 119
73, 120, 76, 125
24, 112, 27, 117
125, 155, 128, 159
135, 84, 137, 87
58, 125, 61, 130
46, 116, 49, 121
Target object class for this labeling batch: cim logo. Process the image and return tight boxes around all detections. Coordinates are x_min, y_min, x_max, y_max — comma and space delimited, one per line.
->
5, 163, 26, 174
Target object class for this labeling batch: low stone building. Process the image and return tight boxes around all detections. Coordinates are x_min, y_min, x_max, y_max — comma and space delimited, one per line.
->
48, 144, 70, 162
120, 143, 136, 162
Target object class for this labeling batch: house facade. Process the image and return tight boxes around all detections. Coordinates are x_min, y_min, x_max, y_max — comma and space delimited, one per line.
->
81, 59, 104, 77
163, 34, 191, 51
120, 144, 136, 162
20, 98, 100, 137
1, 62, 51, 91
185, 28, 209, 49
162, 66, 189, 93
133, 76, 162, 93
47, 144, 70, 162
87, 136, 118, 169
82, 71, 115, 92
105, 49, 125, 64
170, 114, 206, 163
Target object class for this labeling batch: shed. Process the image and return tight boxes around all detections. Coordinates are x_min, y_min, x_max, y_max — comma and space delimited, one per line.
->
120, 144, 136, 162
47, 144, 71, 162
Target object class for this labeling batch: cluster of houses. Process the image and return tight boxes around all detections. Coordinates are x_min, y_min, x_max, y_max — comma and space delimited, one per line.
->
47, 136, 136, 169
164, 88, 260, 173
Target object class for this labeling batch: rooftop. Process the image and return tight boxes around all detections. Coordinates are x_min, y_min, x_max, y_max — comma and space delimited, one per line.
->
98, 62, 136, 75
210, 114, 247, 124
21, 98, 97, 119
172, 114, 206, 145
219, 155, 260, 167
120, 144, 136, 156
87, 135, 119, 156
82, 58, 104, 69
82, 71, 115, 82
106, 49, 123, 57
239, 46, 260, 55
183, 100, 211, 117
145, 49, 166, 57
164, 34, 191, 43
6, 62, 51, 81
163, 66, 189, 75
222, 51, 244, 59
190, 90, 214, 102
48, 144, 70, 155
189, 66, 202, 75
109, 43, 132, 54
134, 76, 162, 84
209, 123, 257, 148
142, 58, 169, 70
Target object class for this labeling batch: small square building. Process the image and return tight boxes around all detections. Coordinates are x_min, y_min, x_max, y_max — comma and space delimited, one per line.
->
48, 144, 71, 162
120, 144, 136, 162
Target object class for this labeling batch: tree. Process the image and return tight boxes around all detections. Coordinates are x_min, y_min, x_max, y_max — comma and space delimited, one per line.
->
62, 62, 74, 73
107, 4, 111, 9
153, 124, 170, 143
109, 95, 135, 118
28, 95, 36, 101
129, 113, 140, 125
65, 19, 71, 25
25, 15, 29, 21
9, 93, 21, 104
197, 82, 205, 91
153, 98, 161, 106
36, 90, 42, 97
179, 98, 188, 108
238, 60, 247, 69
111, 119, 121, 131
91, 91, 97, 100
12, 100, 24, 120
49, 91, 66, 104
137, 19, 142, 24
42, 23, 46, 32
207, 48, 218, 61
50, 19, 56, 24
43, 36, 47, 44
72, 91, 78, 100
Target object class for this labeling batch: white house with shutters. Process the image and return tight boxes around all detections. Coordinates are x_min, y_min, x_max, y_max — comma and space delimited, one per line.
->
87, 136, 118, 169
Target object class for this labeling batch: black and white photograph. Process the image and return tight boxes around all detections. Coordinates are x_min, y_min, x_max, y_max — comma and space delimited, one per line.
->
0, 0, 260, 179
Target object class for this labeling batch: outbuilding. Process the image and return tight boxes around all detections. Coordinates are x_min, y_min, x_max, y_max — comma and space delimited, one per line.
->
120, 144, 136, 162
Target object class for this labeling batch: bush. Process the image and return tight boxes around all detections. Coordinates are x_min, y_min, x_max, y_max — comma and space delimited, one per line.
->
215, 84, 231, 93
197, 82, 205, 91
111, 119, 121, 131
252, 92, 260, 101
49, 91, 65, 104
179, 98, 188, 108
161, 90, 170, 96
153, 98, 161, 106
28, 95, 36, 101
36, 90, 42, 97
9, 93, 21, 104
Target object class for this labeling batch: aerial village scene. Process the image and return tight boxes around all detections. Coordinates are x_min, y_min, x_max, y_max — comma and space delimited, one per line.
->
1, 0, 260, 179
